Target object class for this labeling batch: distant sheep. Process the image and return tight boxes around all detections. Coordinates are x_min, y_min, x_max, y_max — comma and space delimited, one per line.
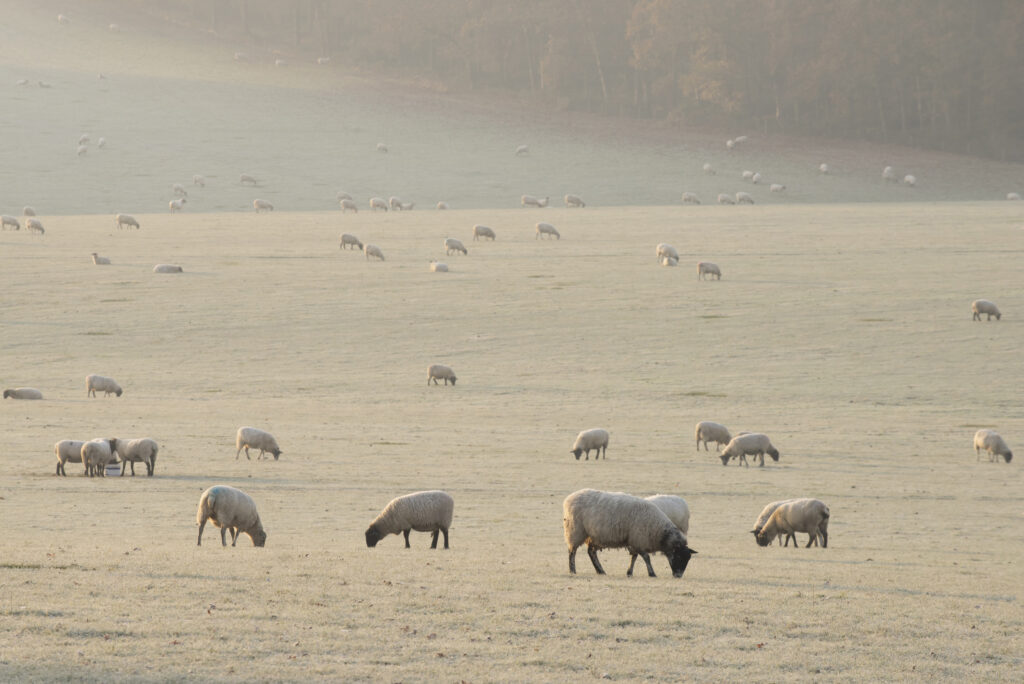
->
3, 387, 43, 400
340, 198, 358, 212
682, 192, 701, 205
751, 499, 799, 546
571, 428, 609, 461
153, 264, 183, 273
336, 191, 353, 201
695, 421, 731, 451
2, 215, 20, 230
91, 252, 110, 265
240, 174, 258, 185
521, 194, 549, 208
726, 139, 735, 149
116, 213, 139, 230
427, 364, 457, 386
535, 222, 559, 240
76, 145, 87, 157
369, 197, 388, 212
702, 163, 715, 175
339, 233, 363, 250
436, 201, 449, 210
742, 170, 754, 181
656, 243, 679, 262
317, 57, 330, 65
23, 206, 36, 216
54, 439, 86, 476
78, 134, 90, 145
430, 261, 448, 273
97, 137, 106, 148
751, 172, 762, 184
903, 174, 916, 187
81, 439, 116, 477
86, 374, 122, 398
169, 198, 186, 213
717, 193, 735, 205
26, 218, 45, 234
253, 199, 274, 212
193, 174, 206, 187
819, 163, 830, 175
111, 437, 158, 476
720, 432, 779, 467
661, 256, 678, 267
197, 485, 267, 547
972, 299, 1001, 321
697, 261, 721, 280
1008, 192, 1021, 201
515, 145, 529, 156
564, 194, 585, 208
473, 224, 495, 241
363, 244, 385, 261
769, 183, 786, 193
882, 166, 898, 183
389, 196, 403, 211
736, 192, 754, 204
365, 490, 454, 549
274, 58, 287, 67
444, 237, 468, 255
236, 426, 282, 461
172, 183, 187, 197
754, 498, 829, 548
58, 14, 70, 25
974, 429, 1012, 463
376, 142, 388, 153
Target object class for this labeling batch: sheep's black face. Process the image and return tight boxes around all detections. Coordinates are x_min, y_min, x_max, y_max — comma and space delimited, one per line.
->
272, 450, 281, 461
449, 377, 457, 385
768, 448, 780, 461
115, 388, 123, 397
754, 531, 771, 547
571, 449, 583, 461
1005, 451, 1013, 463
719, 453, 730, 466
668, 541, 697, 578
365, 526, 382, 548
251, 530, 267, 547
2, 390, 11, 399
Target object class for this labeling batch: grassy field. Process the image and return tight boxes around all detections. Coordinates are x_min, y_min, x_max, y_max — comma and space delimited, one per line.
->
0, 203, 1021, 682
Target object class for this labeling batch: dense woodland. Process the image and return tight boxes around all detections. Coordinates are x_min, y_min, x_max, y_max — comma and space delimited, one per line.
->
144, 0, 1024, 161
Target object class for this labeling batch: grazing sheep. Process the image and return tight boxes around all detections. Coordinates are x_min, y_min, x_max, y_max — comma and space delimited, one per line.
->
253, 199, 274, 212
444, 238, 467, 255
81, 439, 116, 478
388, 196, 403, 211
752, 172, 762, 184
571, 428, 609, 461
695, 421, 731, 451
196, 485, 267, 547
340, 198, 358, 212
57, 14, 70, 24
91, 253, 110, 265
54, 439, 86, 476
365, 490, 454, 549
110, 437, 158, 476
564, 194, 585, 208
339, 233, 363, 250
97, 137, 106, 148
535, 222, 560, 240
193, 174, 206, 187
702, 162, 715, 175
317, 56, 331, 64
972, 299, 1001, 321
369, 197, 388, 212
336, 191, 353, 201
697, 261, 721, 280
3, 388, 43, 400
1007, 192, 1021, 201
23, 206, 36, 216
430, 261, 449, 273
76, 145, 88, 157
682, 192, 701, 204
398, 200, 415, 210
274, 58, 287, 67
515, 145, 530, 156
903, 174, 916, 186
974, 429, 1013, 463
86, 374, 122, 398
742, 170, 754, 181
376, 142, 388, 153
521, 194, 549, 208
472, 225, 495, 241
770, 183, 786, 193
819, 163, 830, 174
172, 183, 187, 197
427, 364, 457, 386
78, 134, 90, 145
736, 192, 754, 204
2, 215, 20, 230
115, 213, 139, 230
436, 201, 449, 210
240, 174, 257, 185
363, 244, 385, 261
656, 243, 679, 262
882, 166, 898, 183
726, 139, 735, 149
235, 426, 282, 461
717, 193, 735, 205
720, 432, 780, 467
153, 264, 183, 273
26, 218, 45, 234
754, 498, 829, 548
169, 198, 186, 213
661, 256, 678, 267
751, 499, 799, 546
563, 489, 697, 578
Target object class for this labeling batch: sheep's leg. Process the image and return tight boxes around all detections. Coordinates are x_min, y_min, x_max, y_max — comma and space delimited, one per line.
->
586, 545, 606, 574
805, 534, 816, 548
197, 516, 207, 545
568, 548, 577, 574
430, 529, 439, 549
627, 554, 638, 576
403, 529, 411, 548
441, 528, 449, 549
641, 554, 657, 577
758, 452, 765, 467
231, 528, 241, 546
220, 527, 228, 546
820, 528, 828, 548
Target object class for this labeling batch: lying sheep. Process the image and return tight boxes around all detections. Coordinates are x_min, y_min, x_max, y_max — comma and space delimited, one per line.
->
111, 437, 158, 476
903, 174, 916, 187
364, 244, 385, 261
376, 142, 388, 153
754, 498, 829, 548
115, 213, 139, 230
369, 197, 388, 212
770, 183, 786, 193
26, 218, 45, 234
819, 163, 830, 175
317, 56, 331, 65
54, 439, 86, 476
974, 429, 1013, 463
86, 374, 122, 398
698, 262, 721, 280
3, 387, 43, 400
81, 438, 116, 477
274, 58, 287, 67
436, 201, 449, 210
515, 145, 530, 157
1008, 192, 1021, 201
563, 489, 697, 578
751, 499, 798, 546
430, 261, 448, 273
444, 237, 468, 255
169, 198, 186, 213
153, 264, 183, 273
535, 222, 560, 240
2, 215, 20, 230
172, 183, 187, 197
720, 432, 779, 467
702, 162, 715, 175
197, 485, 267, 547
521, 194, 549, 208
91, 253, 110, 265
253, 199, 274, 212
571, 428, 609, 461
972, 299, 1001, 321
340, 198, 358, 212
656, 243, 679, 262
235, 426, 282, 461
682, 192, 701, 205
240, 173, 258, 185
193, 174, 206, 187
473, 225, 495, 241
661, 256, 678, 267
365, 490, 454, 549
427, 364, 457, 386
694, 421, 731, 451
736, 192, 754, 204
717, 193, 735, 205
339, 233, 363, 250
564, 194, 585, 208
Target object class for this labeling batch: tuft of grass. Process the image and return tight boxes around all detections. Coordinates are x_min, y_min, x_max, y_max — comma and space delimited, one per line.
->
84, 331, 112, 336
699, 314, 727, 319
859, 317, 894, 322
681, 390, 726, 397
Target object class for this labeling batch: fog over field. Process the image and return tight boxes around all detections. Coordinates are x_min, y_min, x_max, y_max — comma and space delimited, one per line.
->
1, 3, 1022, 683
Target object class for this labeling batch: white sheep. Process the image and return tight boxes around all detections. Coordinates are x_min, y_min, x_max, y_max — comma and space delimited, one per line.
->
388, 196, 404, 211
78, 134, 90, 145
253, 199, 274, 212
735, 135, 748, 144
197, 485, 267, 547
54, 439, 86, 476
742, 170, 754, 181
369, 197, 388, 212
240, 173, 258, 185
444, 237, 468, 255
819, 163, 829, 175
26, 218, 45, 234
235, 426, 282, 461
193, 174, 206, 187
515, 145, 529, 157
110, 437, 158, 476
430, 261, 449, 273
339, 233, 363, 250
473, 225, 495, 241
23, 206, 36, 216
882, 166, 898, 183
769, 183, 786, 193
274, 58, 287, 67
336, 191, 353, 201
2, 215, 20, 230
81, 438, 116, 477
736, 191, 754, 204
115, 213, 139, 230
76, 145, 88, 157
427, 364, 457, 386
974, 429, 1013, 463
720, 432, 780, 467
726, 139, 735, 150
97, 137, 106, 148
717, 193, 735, 205
1007, 192, 1021, 201
564, 194, 585, 208
697, 261, 721, 280
340, 198, 359, 212
751, 172, 762, 184
153, 264, 184, 273
376, 142, 388, 153
563, 489, 697, 577
682, 192, 701, 205
91, 252, 111, 265
570, 428, 609, 461
317, 56, 331, 65
661, 256, 678, 267
903, 174, 916, 187
521, 194, 549, 208
363, 244, 385, 261
694, 421, 731, 451
3, 387, 43, 400
535, 222, 560, 240
754, 498, 829, 548
702, 162, 715, 175
750, 499, 799, 546
172, 183, 187, 197
436, 201, 449, 210
972, 299, 1001, 321
656, 244, 679, 262
645, 494, 690, 536
169, 198, 187, 213
86, 374, 122, 397
365, 490, 454, 549
57, 13, 70, 25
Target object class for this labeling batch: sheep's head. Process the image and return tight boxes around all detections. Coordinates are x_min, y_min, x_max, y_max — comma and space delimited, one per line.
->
365, 525, 383, 548
664, 532, 697, 578
2, 390, 11, 399
115, 388, 123, 396
449, 376, 457, 385
250, 529, 267, 547
1004, 451, 1013, 463
272, 449, 281, 461
752, 529, 772, 547
719, 452, 731, 466
996, 313, 1002, 320
571, 448, 583, 461
768, 447, 780, 461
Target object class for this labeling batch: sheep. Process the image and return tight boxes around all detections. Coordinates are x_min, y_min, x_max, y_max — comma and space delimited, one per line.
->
196, 485, 267, 547
57, 14, 70, 25
473, 224, 495, 241
717, 193, 735, 205
23, 206, 36, 216
81, 439, 116, 478
253, 199, 274, 212
3, 388, 43, 400
91, 253, 111, 265
656, 243, 679, 262
903, 174, 916, 187
750, 499, 799, 546
2, 215, 20, 230
742, 170, 754, 181
172, 183, 187, 197
86, 374, 122, 398
26, 218, 45, 234
695, 421, 731, 451
974, 429, 1013, 463
365, 490, 454, 549
54, 440, 86, 476
169, 198, 186, 213
340, 198, 358, 212
444, 237, 468, 255
153, 264, 183, 273
735, 135, 748, 144
645, 495, 689, 536
369, 197, 388, 212
563, 489, 697, 577
515, 144, 530, 156
336, 191, 353, 201
521, 194, 549, 208
193, 174, 205, 187
564, 194, 585, 208
436, 201, 449, 210
702, 162, 715, 175
240, 173, 257, 185
363, 244, 385, 261
752, 172, 763, 185
317, 56, 331, 65
697, 261, 721, 280
720, 432, 780, 467
274, 58, 287, 67
770, 183, 786, 193
97, 137, 106, 149
736, 191, 754, 204
76, 145, 87, 157
235, 426, 282, 461
1008, 192, 1021, 201
882, 166, 898, 183
110, 437, 158, 476
819, 163, 830, 175
427, 364, 457, 386
661, 256, 678, 267
972, 299, 1001, 321
570, 428, 609, 461
339, 233, 363, 250
115, 213, 139, 230
430, 261, 449, 273
726, 139, 735, 149
535, 222, 560, 240
376, 142, 388, 153
682, 192, 701, 205
388, 196, 414, 211
78, 134, 90, 145
754, 498, 829, 548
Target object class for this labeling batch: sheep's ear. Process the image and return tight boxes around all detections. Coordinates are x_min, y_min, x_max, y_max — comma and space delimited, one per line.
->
689, 548, 698, 555
750, 530, 757, 535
